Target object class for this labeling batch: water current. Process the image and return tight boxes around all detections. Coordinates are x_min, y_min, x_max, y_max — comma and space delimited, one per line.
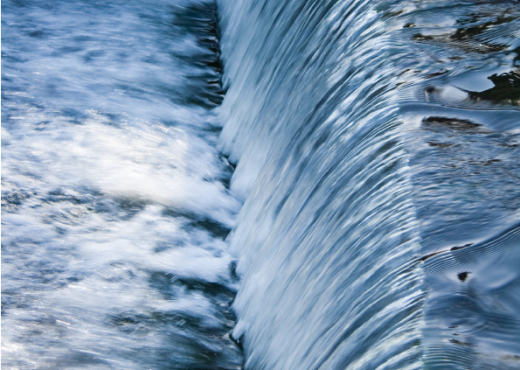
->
2, 1, 242, 368
2, 0, 520, 369
217, 0, 520, 369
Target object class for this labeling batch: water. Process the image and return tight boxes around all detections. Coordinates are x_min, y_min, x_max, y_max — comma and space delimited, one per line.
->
217, 0, 520, 369
2, 0, 242, 368
3, 0, 520, 369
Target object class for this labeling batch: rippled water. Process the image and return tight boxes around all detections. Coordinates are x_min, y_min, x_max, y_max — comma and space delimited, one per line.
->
2, 0, 242, 368
3, 0, 520, 369
217, 0, 520, 369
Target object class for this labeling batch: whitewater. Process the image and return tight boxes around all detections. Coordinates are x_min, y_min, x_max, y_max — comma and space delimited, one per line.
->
2, 0, 520, 369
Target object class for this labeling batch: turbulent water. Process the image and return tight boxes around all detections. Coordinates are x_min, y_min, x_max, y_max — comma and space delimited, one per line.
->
2, 0, 242, 368
2, 0, 520, 369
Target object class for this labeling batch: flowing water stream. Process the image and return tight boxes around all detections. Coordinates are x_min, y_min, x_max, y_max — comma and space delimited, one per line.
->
3, 0, 520, 369
2, 1, 242, 368
217, 0, 520, 369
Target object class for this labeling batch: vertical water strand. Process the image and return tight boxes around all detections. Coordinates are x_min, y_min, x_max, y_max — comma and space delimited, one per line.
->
217, 0, 425, 369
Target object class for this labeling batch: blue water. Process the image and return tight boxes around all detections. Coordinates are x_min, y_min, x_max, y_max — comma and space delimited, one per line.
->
218, 0, 520, 369
3, 0, 520, 369
2, 1, 242, 368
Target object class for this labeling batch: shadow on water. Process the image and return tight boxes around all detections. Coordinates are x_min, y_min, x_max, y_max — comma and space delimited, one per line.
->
171, 1, 226, 109
467, 71, 520, 105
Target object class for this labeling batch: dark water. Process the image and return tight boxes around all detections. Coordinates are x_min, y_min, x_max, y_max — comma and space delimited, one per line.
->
3, 0, 520, 369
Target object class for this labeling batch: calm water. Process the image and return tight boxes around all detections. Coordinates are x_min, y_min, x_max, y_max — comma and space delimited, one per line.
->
3, 0, 520, 369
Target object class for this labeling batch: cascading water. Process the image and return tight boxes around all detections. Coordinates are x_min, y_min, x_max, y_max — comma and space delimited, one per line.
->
2, 0, 520, 369
217, 0, 520, 369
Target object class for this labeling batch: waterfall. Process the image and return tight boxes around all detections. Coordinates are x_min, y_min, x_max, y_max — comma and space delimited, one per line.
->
2, 0, 519, 368
217, 0, 520, 368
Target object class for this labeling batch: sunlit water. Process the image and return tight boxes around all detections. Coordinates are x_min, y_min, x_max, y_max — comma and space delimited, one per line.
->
3, 0, 520, 369
2, 0, 242, 369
